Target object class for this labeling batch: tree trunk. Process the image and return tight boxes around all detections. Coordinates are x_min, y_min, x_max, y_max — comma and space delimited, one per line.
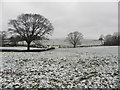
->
101, 40, 103, 45
27, 42, 31, 51
73, 44, 76, 48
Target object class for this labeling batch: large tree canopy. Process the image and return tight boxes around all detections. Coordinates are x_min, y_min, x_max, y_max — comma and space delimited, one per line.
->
66, 31, 83, 48
8, 14, 54, 50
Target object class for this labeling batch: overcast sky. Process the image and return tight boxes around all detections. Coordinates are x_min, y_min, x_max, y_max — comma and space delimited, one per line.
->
1, 1, 118, 39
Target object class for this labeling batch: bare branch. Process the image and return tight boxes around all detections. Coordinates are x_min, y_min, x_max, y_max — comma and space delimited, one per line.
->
8, 13, 54, 50
66, 31, 83, 48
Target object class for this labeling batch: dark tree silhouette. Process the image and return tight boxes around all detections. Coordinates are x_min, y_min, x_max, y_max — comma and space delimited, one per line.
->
66, 31, 83, 48
0, 31, 7, 46
8, 14, 54, 50
104, 32, 120, 46
99, 34, 104, 45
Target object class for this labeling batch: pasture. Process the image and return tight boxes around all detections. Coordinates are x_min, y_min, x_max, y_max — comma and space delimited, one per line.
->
0, 46, 119, 88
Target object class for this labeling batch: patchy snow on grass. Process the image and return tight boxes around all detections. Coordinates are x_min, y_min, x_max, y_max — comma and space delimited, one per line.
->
0, 47, 42, 50
0, 46, 119, 88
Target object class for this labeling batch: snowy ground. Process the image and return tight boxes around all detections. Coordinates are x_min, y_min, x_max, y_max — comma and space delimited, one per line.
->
0, 46, 119, 88
0, 47, 41, 50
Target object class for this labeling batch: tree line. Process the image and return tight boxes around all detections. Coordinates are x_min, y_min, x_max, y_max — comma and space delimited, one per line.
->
99, 32, 120, 46
0, 13, 119, 50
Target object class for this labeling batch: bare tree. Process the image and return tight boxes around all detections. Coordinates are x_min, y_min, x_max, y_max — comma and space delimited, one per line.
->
0, 31, 8, 46
98, 34, 104, 45
8, 14, 54, 50
66, 31, 83, 48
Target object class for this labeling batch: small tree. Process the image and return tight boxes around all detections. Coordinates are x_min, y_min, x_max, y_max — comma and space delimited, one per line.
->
104, 34, 113, 45
0, 31, 2, 46
0, 31, 7, 46
8, 14, 54, 50
66, 31, 83, 48
99, 34, 104, 45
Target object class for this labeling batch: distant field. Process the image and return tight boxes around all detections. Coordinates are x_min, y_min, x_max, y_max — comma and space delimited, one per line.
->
81, 39, 101, 45
0, 47, 41, 50
17, 39, 102, 47
1, 46, 119, 88
44, 39, 101, 46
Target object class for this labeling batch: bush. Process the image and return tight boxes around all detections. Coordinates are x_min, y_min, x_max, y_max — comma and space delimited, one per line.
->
104, 32, 120, 46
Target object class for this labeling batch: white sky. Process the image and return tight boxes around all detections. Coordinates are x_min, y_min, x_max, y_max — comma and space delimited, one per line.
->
0, 0, 118, 39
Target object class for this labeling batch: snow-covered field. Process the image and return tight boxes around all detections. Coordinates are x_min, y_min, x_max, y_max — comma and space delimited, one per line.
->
0, 47, 41, 50
0, 46, 119, 88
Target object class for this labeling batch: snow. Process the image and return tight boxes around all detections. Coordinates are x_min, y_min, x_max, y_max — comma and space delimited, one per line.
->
0, 46, 119, 88
0, 47, 41, 50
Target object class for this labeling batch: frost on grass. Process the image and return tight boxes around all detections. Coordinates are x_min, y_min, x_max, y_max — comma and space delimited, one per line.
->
0, 46, 119, 88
